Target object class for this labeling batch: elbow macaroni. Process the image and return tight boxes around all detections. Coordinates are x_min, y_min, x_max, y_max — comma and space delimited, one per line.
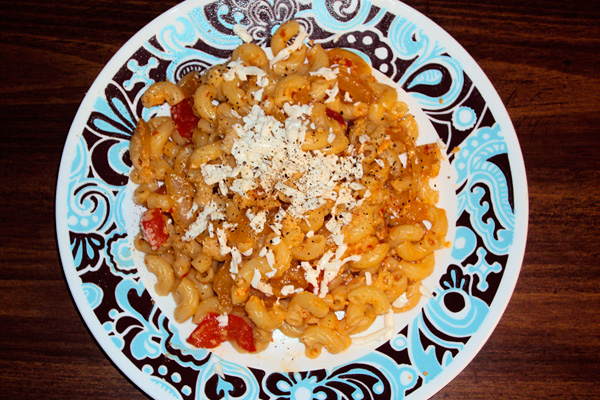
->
130, 21, 448, 358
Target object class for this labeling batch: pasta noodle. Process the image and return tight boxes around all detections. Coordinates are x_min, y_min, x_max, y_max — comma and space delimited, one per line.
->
130, 20, 448, 358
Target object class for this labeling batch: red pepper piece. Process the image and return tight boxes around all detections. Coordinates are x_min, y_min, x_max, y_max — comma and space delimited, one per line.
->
187, 312, 256, 353
171, 98, 199, 139
326, 108, 347, 127
141, 208, 169, 251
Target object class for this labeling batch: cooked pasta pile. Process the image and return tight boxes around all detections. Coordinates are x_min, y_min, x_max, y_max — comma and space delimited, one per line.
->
129, 20, 447, 358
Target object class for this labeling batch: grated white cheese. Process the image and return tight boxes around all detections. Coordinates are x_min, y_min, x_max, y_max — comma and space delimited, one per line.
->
269, 223, 282, 236
280, 285, 302, 296
216, 228, 231, 256
352, 309, 395, 346
246, 209, 267, 233
185, 202, 199, 220
365, 271, 372, 285
218, 180, 228, 196
199, 104, 364, 219
266, 250, 275, 268
309, 67, 339, 81
251, 268, 274, 295
182, 202, 225, 241
324, 84, 339, 103
251, 268, 261, 287
332, 233, 345, 246
213, 361, 225, 379
384, 309, 395, 340
230, 247, 242, 274
273, 209, 286, 222
216, 313, 229, 328
352, 326, 392, 345
256, 74, 269, 88
398, 152, 408, 168
314, 250, 361, 297
265, 266, 278, 278
223, 59, 267, 82
300, 261, 320, 294
201, 164, 235, 185
256, 282, 274, 295
270, 26, 309, 67
328, 131, 336, 144
283, 102, 313, 119
223, 221, 236, 231
334, 243, 348, 260
348, 182, 364, 191
392, 292, 409, 308
233, 24, 253, 43
252, 88, 264, 102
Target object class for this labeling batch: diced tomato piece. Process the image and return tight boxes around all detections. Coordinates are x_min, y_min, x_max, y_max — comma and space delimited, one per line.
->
187, 312, 256, 352
141, 208, 169, 251
225, 315, 256, 352
171, 98, 199, 139
326, 108, 346, 127
187, 313, 223, 349
155, 184, 166, 195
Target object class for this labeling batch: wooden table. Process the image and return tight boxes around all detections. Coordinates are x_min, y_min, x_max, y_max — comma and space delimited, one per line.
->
1, 1, 598, 399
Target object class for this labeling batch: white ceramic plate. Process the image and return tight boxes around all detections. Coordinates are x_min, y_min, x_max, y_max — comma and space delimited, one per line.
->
56, 1, 528, 399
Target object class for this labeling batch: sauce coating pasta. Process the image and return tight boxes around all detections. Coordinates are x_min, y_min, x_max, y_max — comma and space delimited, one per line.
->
129, 20, 448, 358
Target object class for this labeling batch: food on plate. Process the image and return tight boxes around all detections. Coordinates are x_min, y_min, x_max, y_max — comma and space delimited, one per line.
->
129, 20, 447, 358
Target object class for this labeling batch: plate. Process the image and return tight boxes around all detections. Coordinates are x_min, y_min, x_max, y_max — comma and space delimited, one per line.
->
55, 1, 528, 399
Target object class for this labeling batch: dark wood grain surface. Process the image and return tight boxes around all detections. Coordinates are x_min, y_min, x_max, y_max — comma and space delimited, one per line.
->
1, 0, 599, 399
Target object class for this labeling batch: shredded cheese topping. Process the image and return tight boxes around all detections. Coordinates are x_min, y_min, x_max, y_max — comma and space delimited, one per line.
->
196, 104, 364, 219
270, 26, 309, 67
233, 24, 253, 43
179, 96, 369, 298
352, 309, 395, 346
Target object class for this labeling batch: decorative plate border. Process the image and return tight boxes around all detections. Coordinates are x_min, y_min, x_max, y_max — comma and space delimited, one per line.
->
55, 1, 528, 399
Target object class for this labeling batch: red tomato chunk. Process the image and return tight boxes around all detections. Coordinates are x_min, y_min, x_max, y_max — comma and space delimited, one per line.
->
141, 208, 169, 251
171, 98, 199, 139
326, 107, 347, 127
187, 312, 256, 353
